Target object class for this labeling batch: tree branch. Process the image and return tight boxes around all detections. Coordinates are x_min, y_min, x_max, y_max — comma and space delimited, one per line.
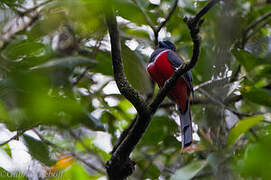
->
160, 94, 242, 107
105, 9, 147, 114
193, 77, 229, 91
194, 0, 220, 23
72, 38, 103, 87
105, 1, 220, 179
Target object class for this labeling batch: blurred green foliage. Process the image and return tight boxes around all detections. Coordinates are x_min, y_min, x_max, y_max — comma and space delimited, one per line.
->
0, 0, 271, 179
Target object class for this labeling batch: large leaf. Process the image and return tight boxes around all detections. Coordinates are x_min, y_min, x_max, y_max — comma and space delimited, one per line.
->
139, 116, 178, 146
227, 115, 265, 146
122, 45, 153, 94
238, 135, 271, 179
23, 134, 56, 166
241, 85, 271, 107
31, 56, 97, 70
232, 49, 266, 72
112, 0, 148, 25
3, 40, 45, 60
170, 160, 207, 180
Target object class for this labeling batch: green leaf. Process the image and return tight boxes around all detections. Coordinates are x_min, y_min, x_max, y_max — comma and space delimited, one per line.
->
112, 0, 148, 25
241, 85, 271, 107
23, 134, 56, 166
122, 45, 153, 94
29, 10, 65, 38
92, 50, 113, 75
143, 164, 160, 179
237, 135, 271, 179
3, 40, 45, 60
122, 28, 150, 39
140, 116, 178, 146
31, 56, 97, 70
227, 115, 265, 146
232, 49, 266, 72
171, 160, 207, 180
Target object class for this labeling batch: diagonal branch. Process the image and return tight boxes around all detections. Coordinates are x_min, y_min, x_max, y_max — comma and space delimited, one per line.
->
243, 11, 271, 36
194, 0, 220, 23
154, 0, 179, 46
132, 0, 179, 47
105, 9, 147, 114
155, 0, 179, 34
232, 11, 271, 82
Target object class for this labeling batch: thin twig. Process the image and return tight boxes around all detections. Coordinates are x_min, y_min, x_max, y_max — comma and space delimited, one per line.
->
243, 11, 271, 36
33, 129, 105, 174
71, 151, 105, 174
154, 0, 179, 46
232, 11, 271, 80
198, 89, 245, 118
15, 0, 53, 17
154, 0, 178, 46
193, 77, 229, 91
246, 17, 271, 41
68, 129, 105, 167
72, 38, 103, 86
194, 0, 220, 22
131, 0, 179, 47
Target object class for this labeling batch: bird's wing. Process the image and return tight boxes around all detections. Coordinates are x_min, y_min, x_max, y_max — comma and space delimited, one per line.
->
167, 50, 193, 93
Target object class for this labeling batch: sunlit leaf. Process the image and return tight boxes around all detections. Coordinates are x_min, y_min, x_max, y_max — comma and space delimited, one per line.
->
227, 115, 265, 146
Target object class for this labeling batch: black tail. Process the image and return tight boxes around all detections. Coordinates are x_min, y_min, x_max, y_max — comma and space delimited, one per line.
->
179, 100, 193, 149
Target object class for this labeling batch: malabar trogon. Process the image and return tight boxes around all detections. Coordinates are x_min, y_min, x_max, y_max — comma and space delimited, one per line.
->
147, 40, 193, 149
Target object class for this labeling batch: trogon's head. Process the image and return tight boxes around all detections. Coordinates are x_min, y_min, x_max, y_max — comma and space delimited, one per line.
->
158, 40, 176, 52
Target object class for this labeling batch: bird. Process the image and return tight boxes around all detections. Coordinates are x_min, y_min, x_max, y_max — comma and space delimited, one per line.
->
147, 40, 193, 149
